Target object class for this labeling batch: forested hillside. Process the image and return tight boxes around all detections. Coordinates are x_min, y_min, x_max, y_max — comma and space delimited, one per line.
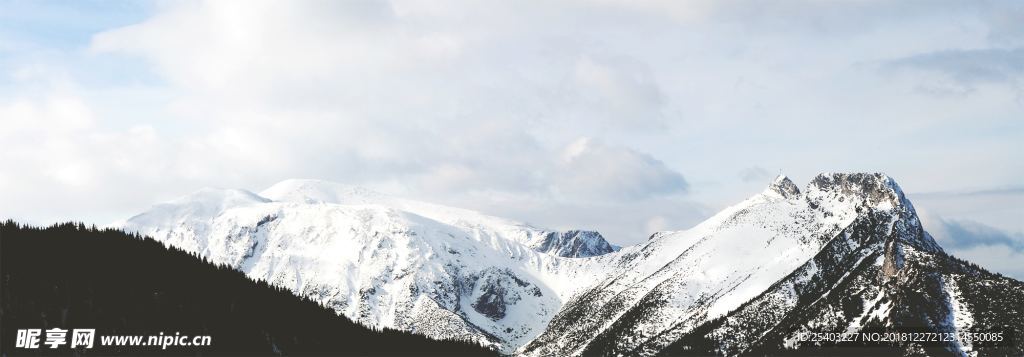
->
0, 221, 496, 356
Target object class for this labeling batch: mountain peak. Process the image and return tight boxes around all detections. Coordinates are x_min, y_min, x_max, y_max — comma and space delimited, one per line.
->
164, 187, 270, 216
806, 172, 907, 207
805, 172, 941, 255
765, 174, 801, 198
116, 187, 269, 234
530, 230, 618, 258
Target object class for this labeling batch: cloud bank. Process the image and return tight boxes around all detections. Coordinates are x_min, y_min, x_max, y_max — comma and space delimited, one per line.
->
922, 214, 1024, 280
1, 0, 1022, 253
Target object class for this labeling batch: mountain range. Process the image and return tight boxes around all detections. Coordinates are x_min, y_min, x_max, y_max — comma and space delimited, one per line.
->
115, 173, 1023, 356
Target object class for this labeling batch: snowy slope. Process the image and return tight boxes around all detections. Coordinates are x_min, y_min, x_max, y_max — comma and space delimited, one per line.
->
525, 173, 1021, 357
116, 180, 617, 352
522, 174, 866, 355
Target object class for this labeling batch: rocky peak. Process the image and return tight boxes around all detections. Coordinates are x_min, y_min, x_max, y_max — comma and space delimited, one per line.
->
530, 230, 618, 258
805, 172, 907, 208
805, 173, 943, 272
765, 174, 801, 198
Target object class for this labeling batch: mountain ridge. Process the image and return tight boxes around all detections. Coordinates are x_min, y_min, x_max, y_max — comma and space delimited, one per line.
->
116, 179, 621, 352
115, 173, 1023, 356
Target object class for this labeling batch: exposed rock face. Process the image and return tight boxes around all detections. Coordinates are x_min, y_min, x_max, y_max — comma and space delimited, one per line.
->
805, 172, 942, 254
468, 267, 540, 321
530, 230, 618, 258
767, 174, 802, 198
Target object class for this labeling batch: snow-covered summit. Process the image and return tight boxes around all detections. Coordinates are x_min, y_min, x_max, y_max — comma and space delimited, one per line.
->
131, 187, 270, 222
806, 172, 908, 207
805, 172, 941, 253
765, 174, 801, 198
257, 179, 621, 258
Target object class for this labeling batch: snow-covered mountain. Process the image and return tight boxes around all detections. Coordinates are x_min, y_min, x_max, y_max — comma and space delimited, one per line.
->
116, 174, 1023, 356
523, 173, 1022, 356
116, 179, 618, 352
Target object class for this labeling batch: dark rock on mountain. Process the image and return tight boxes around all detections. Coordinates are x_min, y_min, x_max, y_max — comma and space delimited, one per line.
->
531, 230, 618, 258
768, 174, 802, 198
468, 268, 536, 321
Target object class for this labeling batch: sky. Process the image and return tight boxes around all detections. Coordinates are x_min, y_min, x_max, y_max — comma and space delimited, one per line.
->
1, 0, 1022, 278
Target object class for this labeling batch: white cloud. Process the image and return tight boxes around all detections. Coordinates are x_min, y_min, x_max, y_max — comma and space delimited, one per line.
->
645, 215, 670, 236
0, 86, 176, 223
569, 55, 668, 130
923, 215, 1024, 251
554, 138, 687, 201
2, 0, 1023, 258
881, 47, 1024, 95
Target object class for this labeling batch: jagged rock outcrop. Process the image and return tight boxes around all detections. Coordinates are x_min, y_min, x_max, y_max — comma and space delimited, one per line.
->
529, 230, 618, 258
767, 174, 802, 198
